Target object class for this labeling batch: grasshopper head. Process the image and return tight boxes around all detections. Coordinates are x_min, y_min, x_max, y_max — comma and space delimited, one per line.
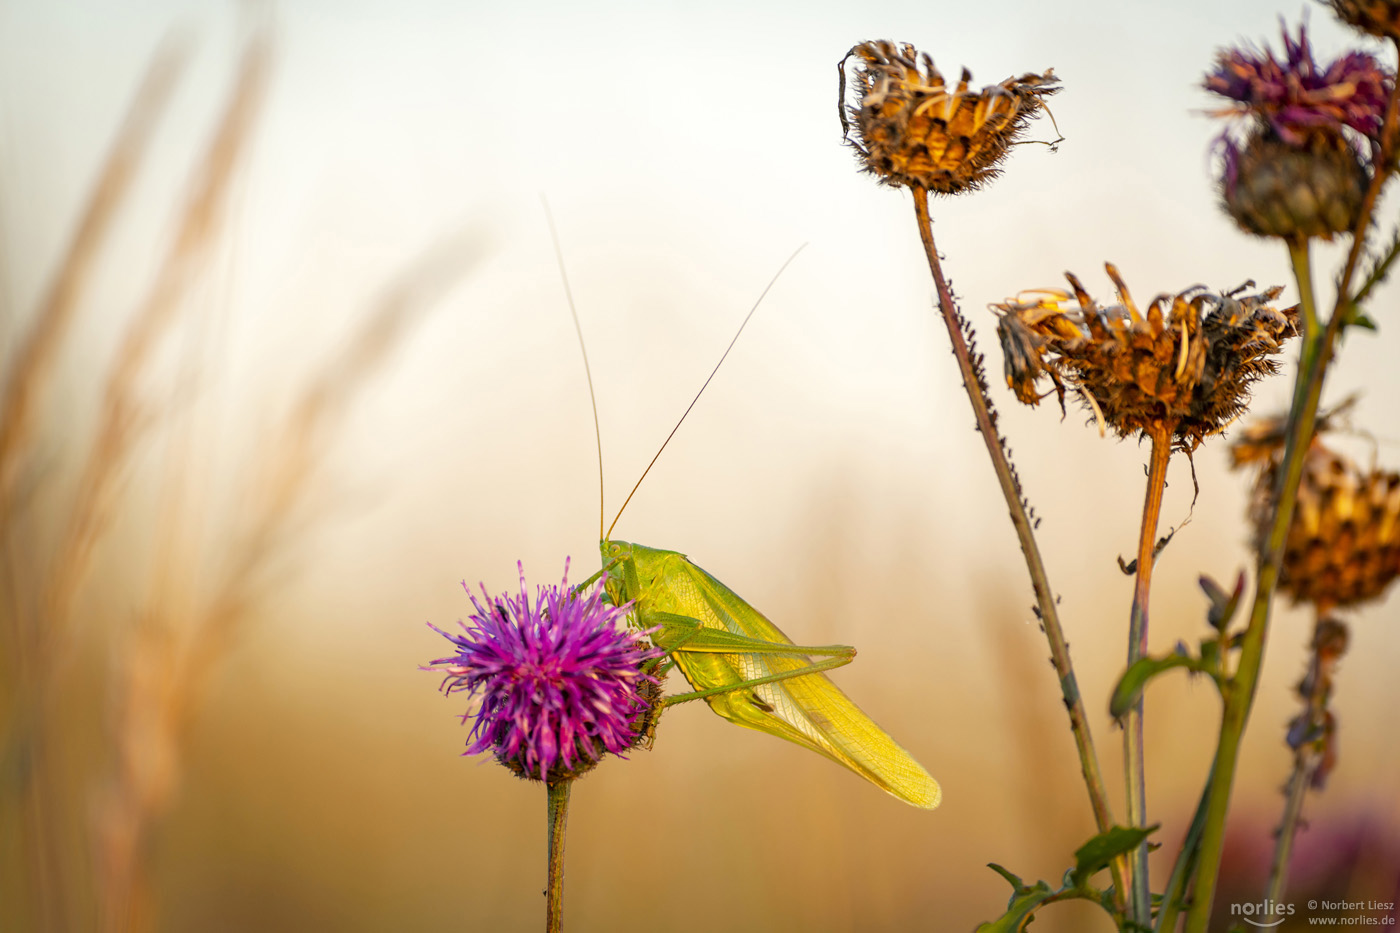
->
600, 539, 633, 562
599, 539, 635, 610
599, 540, 685, 613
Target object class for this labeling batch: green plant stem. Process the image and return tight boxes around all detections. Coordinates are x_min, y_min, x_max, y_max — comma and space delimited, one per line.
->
1154, 759, 1215, 933
546, 780, 571, 933
1126, 424, 1173, 928
908, 187, 1124, 908
1183, 236, 1329, 933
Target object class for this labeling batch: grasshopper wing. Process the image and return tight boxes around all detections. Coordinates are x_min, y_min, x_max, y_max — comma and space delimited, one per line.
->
619, 542, 941, 810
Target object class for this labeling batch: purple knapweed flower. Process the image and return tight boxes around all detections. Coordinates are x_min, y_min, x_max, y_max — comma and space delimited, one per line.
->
425, 560, 662, 782
1205, 21, 1392, 146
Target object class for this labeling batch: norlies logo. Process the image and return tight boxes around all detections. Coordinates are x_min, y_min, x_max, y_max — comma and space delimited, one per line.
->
1231, 900, 1296, 927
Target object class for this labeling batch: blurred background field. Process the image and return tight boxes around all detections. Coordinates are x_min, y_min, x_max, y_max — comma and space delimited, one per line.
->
2, 1, 1398, 931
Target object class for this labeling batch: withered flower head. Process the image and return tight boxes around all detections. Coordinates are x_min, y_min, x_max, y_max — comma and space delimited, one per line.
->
1204, 23, 1393, 240
840, 40, 1058, 194
1325, 0, 1400, 43
992, 263, 1298, 450
1233, 430, 1400, 611
1205, 24, 1390, 144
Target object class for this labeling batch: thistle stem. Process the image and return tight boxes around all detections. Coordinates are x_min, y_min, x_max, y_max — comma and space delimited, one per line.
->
1126, 424, 1173, 927
546, 780, 572, 933
1183, 236, 1330, 933
908, 187, 1124, 908
1197, 89, 1400, 924
1264, 751, 1317, 919
1154, 758, 1215, 933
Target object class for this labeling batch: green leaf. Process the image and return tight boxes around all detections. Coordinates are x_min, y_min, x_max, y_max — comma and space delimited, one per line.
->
1199, 638, 1221, 674
1110, 648, 1199, 720
1071, 825, 1159, 888
1352, 311, 1377, 331
1339, 297, 1378, 332
975, 879, 1055, 933
987, 863, 1029, 893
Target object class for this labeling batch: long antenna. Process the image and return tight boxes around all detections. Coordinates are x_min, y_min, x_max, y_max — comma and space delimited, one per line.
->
542, 197, 606, 542
605, 243, 807, 542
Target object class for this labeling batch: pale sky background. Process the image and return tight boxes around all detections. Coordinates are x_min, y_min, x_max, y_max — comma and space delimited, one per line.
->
3, 1, 1398, 930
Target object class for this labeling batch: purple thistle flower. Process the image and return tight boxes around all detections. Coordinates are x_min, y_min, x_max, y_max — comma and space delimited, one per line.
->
425, 559, 662, 782
1205, 21, 1392, 146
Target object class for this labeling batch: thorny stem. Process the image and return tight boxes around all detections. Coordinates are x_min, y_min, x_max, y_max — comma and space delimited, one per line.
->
909, 187, 1125, 909
1126, 424, 1173, 927
546, 780, 571, 933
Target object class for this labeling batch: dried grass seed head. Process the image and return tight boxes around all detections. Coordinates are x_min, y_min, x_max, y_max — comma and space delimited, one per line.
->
841, 40, 1058, 194
992, 264, 1298, 450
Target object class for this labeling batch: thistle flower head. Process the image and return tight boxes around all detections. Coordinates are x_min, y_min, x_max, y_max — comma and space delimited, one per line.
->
1205, 23, 1391, 145
840, 40, 1058, 194
425, 560, 662, 782
992, 264, 1297, 450
1233, 429, 1400, 612
1205, 23, 1392, 240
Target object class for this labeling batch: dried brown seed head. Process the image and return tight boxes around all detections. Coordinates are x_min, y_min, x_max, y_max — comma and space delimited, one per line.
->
1242, 438, 1400, 611
840, 40, 1058, 194
991, 264, 1297, 449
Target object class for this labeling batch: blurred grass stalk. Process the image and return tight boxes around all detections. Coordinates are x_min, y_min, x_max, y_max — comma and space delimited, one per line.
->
1, 20, 481, 932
